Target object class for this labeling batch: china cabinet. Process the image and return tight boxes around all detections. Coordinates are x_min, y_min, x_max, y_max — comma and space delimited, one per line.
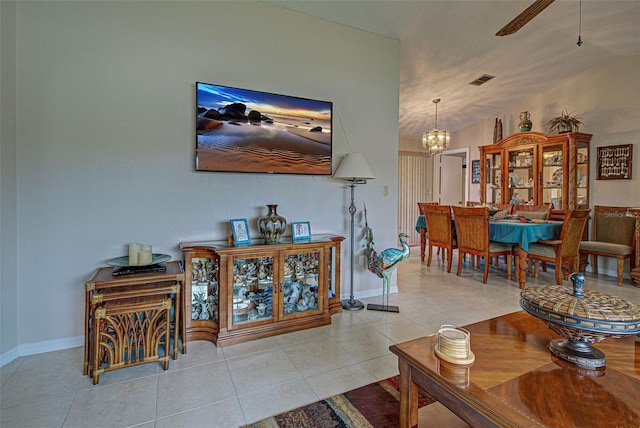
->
480, 132, 591, 211
180, 234, 344, 346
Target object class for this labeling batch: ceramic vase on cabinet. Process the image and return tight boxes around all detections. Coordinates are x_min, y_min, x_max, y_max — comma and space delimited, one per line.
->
258, 204, 287, 244
519, 111, 532, 132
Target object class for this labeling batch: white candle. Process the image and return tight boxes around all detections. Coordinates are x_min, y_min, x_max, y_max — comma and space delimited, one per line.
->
128, 243, 141, 266
138, 250, 152, 265
141, 244, 152, 254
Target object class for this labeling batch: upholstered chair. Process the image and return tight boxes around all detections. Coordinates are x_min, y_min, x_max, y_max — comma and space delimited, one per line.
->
579, 206, 636, 286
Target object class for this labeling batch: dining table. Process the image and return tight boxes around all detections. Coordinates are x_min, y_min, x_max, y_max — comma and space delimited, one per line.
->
489, 218, 563, 288
416, 215, 563, 287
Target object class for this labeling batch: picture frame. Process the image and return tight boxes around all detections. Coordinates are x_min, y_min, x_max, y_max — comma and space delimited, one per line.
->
291, 221, 311, 242
196, 82, 332, 175
230, 218, 251, 246
596, 144, 632, 180
471, 160, 481, 183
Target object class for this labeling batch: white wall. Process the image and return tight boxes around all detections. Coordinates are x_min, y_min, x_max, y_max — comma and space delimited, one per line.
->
1, 1, 400, 360
1, 0, 19, 359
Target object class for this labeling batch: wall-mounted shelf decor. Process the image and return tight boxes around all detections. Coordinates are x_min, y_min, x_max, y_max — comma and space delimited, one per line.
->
596, 144, 632, 180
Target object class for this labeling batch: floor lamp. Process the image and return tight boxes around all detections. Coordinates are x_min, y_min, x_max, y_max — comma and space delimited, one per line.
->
334, 152, 375, 311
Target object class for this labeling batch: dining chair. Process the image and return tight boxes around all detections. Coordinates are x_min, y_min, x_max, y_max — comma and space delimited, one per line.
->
579, 205, 636, 286
492, 204, 512, 212
417, 201, 439, 215
423, 204, 457, 272
452, 206, 513, 283
417, 201, 441, 261
512, 204, 551, 220
527, 209, 591, 285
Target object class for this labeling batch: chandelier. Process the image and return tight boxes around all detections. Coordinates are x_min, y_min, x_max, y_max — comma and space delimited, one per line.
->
422, 98, 450, 156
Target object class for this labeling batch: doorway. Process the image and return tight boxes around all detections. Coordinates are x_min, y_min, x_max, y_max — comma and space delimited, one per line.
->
433, 148, 469, 206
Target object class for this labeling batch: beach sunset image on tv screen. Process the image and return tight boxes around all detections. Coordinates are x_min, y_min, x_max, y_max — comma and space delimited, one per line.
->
196, 82, 333, 175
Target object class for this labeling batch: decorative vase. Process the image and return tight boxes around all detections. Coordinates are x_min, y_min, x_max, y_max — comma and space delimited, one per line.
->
257, 204, 286, 244
518, 111, 532, 132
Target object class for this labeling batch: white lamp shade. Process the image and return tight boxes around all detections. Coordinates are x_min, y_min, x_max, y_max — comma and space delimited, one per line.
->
333, 152, 375, 180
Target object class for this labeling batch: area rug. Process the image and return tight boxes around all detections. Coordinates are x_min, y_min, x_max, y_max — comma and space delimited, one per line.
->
242, 375, 435, 428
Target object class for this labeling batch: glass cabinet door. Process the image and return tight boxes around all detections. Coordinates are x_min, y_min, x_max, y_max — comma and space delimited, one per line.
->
280, 250, 323, 319
577, 141, 589, 208
486, 152, 502, 204
190, 257, 219, 324
231, 256, 275, 326
541, 144, 565, 209
507, 147, 535, 204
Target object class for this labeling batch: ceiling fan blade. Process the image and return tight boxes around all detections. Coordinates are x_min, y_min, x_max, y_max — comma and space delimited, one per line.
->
496, 0, 555, 36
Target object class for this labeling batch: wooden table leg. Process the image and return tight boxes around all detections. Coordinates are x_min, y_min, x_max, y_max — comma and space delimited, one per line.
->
398, 358, 419, 428
631, 267, 640, 287
420, 228, 426, 262
517, 246, 528, 289
83, 289, 90, 376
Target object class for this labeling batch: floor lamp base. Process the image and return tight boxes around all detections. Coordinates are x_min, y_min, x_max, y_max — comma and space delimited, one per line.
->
341, 299, 365, 311
367, 303, 400, 313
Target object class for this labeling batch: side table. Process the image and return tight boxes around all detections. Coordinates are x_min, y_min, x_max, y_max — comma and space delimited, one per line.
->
83, 261, 186, 377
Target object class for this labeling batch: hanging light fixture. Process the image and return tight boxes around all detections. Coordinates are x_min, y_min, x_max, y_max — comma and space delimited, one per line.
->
576, 0, 583, 46
422, 98, 451, 156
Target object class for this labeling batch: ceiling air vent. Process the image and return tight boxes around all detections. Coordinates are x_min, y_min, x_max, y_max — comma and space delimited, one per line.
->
469, 74, 495, 86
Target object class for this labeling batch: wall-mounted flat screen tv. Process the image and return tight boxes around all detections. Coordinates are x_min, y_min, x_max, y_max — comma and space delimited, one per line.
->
196, 82, 333, 175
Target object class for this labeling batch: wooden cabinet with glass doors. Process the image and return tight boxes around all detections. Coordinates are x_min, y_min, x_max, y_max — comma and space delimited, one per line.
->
180, 234, 344, 347
480, 132, 591, 211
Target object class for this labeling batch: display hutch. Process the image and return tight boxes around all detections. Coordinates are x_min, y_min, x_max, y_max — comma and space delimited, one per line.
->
480, 132, 591, 211
180, 234, 344, 347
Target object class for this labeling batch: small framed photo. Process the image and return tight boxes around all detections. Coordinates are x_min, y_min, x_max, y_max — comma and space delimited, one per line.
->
291, 221, 311, 242
230, 218, 251, 246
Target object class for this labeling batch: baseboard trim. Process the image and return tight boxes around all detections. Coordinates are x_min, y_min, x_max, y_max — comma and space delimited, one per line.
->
0, 335, 83, 368
341, 286, 399, 302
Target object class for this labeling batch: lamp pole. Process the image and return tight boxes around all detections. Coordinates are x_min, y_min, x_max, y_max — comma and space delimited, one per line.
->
342, 179, 365, 311
332, 152, 374, 311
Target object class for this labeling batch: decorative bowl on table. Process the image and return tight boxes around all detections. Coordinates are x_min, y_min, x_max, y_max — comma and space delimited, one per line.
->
520, 273, 640, 368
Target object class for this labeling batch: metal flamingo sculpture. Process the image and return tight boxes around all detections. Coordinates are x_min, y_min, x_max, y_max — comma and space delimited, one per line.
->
365, 206, 410, 312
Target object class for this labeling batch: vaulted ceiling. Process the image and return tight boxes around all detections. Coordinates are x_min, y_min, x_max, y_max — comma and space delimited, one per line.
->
265, 1, 640, 141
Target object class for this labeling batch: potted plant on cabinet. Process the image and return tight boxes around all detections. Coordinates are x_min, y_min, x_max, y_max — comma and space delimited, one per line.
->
545, 109, 584, 134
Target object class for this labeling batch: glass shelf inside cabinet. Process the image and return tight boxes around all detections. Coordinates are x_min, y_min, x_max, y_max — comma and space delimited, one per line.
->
283, 252, 320, 315
191, 257, 219, 323
542, 145, 564, 208
232, 256, 274, 324
507, 149, 534, 204
542, 148, 564, 184
508, 150, 534, 169
487, 153, 502, 204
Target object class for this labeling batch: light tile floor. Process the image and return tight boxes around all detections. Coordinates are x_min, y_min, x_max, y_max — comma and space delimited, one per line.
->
1, 252, 638, 427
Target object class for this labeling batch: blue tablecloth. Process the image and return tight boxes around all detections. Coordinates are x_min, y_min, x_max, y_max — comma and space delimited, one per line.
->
489, 220, 563, 252
415, 215, 426, 233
